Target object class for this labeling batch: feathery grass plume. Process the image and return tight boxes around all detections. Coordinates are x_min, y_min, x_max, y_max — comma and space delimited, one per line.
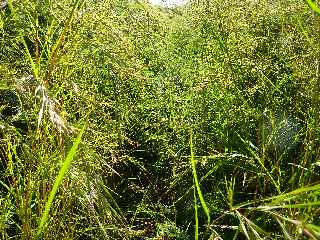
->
0, 0, 7, 10
35, 85, 48, 130
15, 75, 36, 93
35, 84, 72, 134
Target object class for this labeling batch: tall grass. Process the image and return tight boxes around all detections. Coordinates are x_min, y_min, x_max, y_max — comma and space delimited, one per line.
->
1, 0, 320, 239
36, 124, 85, 238
190, 131, 210, 223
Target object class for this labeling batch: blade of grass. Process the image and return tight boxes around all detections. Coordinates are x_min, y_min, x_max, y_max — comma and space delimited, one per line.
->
276, 217, 294, 240
21, 35, 39, 81
306, 224, 320, 237
48, 0, 82, 65
36, 124, 85, 237
190, 131, 210, 223
237, 133, 280, 193
235, 210, 250, 240
194, 187, 199, 240
305, 0, 320, 15
7, 0, 16, 19
234, 182, 320, 209
242, 214, 270, 239
44, 0, 83, 85
255, 201, 320, 210
268, 211, 319, 239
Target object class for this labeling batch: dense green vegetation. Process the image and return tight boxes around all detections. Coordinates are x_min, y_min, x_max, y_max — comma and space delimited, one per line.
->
1, 0, 320, 239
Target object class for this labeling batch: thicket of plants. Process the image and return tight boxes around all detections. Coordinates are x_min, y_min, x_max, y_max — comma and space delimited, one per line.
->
1, 0, 320, 239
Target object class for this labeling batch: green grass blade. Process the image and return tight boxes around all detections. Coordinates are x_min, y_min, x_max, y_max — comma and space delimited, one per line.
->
36, 125, 85, 237
194, 187, 199, 240
190, 131, 210, 223
305, 0, 320, 15
21, 35, 39, 80
243, 215, 270, 239
306, 224, 320, 238
237, 133, 280, 193
269, 212, 319, 239
270, 183, 320, 204
276, 217, 294, 240
257, 201, 320, 210
48, 0, 82, 64
7, 0, 16, 19
234, 182, 320, 209
235, 210, 250, 240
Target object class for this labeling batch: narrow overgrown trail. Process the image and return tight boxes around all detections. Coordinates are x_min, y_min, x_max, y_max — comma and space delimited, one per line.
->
1, 0, 320, 239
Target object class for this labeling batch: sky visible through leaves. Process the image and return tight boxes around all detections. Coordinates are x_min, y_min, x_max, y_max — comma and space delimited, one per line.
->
149, 0, 187, 7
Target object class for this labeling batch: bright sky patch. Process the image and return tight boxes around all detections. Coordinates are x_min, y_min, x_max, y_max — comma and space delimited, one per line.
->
149, 0, 187, 8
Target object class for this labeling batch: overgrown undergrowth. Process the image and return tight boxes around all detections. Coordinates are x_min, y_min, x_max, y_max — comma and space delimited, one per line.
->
1, 0, 320, 239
